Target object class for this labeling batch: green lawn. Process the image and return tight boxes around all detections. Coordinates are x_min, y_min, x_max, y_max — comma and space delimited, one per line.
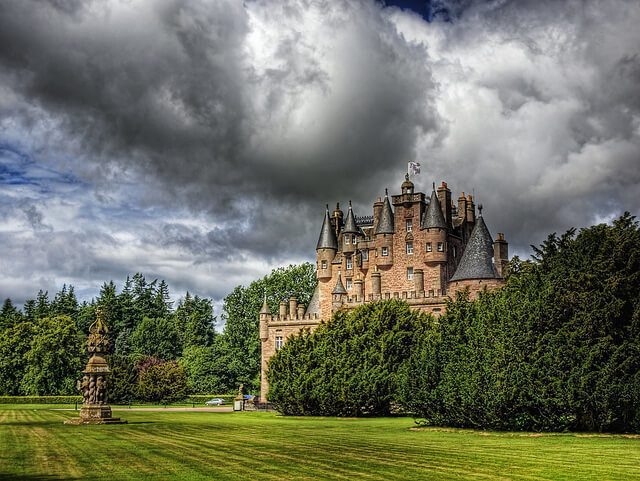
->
0, 405, 638, 481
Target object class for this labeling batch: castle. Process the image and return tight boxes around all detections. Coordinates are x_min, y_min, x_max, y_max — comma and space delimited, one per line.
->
259, 174, 509, 402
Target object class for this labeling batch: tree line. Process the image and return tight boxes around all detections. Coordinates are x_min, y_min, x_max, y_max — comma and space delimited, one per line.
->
268, 214, 640, 432
0, 264, 317, 403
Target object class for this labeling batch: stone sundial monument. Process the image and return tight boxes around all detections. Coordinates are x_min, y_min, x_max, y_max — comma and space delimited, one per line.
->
65, 308, 126, 425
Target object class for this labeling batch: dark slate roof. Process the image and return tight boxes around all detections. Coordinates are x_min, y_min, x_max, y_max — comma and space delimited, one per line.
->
304, 285, 320, 316
421, 189, 447, 229
450, 215, 499, 281
332, 273, 347, 295
342, 201, 359, 234
375, 190, 395, 234
316, 206, 338, 250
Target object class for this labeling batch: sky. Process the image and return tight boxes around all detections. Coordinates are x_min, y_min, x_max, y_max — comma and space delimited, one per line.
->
1, 0, 639, 313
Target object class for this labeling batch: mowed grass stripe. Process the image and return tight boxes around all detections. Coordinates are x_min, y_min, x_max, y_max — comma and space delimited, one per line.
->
124, 420, 377, 480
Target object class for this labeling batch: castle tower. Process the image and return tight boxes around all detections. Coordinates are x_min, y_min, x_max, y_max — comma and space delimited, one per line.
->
422, 185, 448, 295
332, 271, 347, 312
342, 201, 360, 256
494, 232, 509, 278
449, 205, 503, 298
317, 205, 338, 281
375, 189, 394, 268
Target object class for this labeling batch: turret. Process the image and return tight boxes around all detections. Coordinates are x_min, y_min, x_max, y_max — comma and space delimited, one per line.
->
342, 201, 360, 255
422, 185, 448, 263
494, 232, 509, 278
332, 271, 347, 311
259, 295, 270, 341
437, 181, 452, 230
450, 206, 499, 283
316, 205, 338, 280
332, 202, 344, 239
375, 189, 394, 267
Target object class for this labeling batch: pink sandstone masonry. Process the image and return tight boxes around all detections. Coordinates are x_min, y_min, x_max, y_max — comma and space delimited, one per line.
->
259, 175, 509, 402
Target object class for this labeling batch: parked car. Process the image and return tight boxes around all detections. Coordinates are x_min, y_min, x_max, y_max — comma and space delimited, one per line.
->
205, 398, 225, 406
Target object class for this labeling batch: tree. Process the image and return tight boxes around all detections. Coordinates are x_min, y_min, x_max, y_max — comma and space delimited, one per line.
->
219, 262, 317, 393
20, 315, 84, 396
180, 345, 224, 394
130, 317, 180, 360
108, 354, 138, 404
137, 358, 187, 403
0, 298, 23, 329
174, 293, 216, 350
0, 319, 33, 395
402, 213, 640, 432
268, 300, 433, 416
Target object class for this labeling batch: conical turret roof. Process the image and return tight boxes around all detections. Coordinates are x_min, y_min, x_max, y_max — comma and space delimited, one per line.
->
421, 188, 447, 229
260, 294, 271, 315
450, 212, 498, 281
316, 205, 338, 250
332, 272, 347, 295
342, 201, 359, 235
375, 189, 395, 235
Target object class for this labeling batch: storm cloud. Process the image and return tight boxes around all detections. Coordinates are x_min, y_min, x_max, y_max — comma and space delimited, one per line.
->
1, 0, 639, 307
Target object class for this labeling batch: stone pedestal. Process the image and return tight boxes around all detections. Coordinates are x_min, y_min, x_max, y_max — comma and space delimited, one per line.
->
65, 405, 126, 425
65, 308, 126, 425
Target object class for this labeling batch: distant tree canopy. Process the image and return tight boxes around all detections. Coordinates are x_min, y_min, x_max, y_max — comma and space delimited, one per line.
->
0, 263, 317, 402
220, 262, 318, 393
269, 214, 640, 432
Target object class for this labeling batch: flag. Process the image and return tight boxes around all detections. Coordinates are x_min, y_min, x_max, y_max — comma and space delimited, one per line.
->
408, 161, 421, 176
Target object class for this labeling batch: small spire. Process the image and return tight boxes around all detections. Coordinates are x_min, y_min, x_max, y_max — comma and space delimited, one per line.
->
260, 293, 271, 315
432, 181, 436, 191
405, 173, 410, 181
478, 204, 483, 216
384, 188, 388, 197
332, 271, 347, 295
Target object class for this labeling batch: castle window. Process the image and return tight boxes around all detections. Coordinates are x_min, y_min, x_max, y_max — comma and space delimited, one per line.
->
453, 246, 457, 258
344, 235, 350, 245
321, 260, 327, 269
381, 246, 389, 257
437, 242, 444, 252
352, 234, 357, 244
426, 242, 432, 252
362, 250, 369, 261
346, 279, 352, 290
407, 267, 414, 280
406, 219, 412, 232
406, 242, 413, 255
275, 336, 284, 350
346, 257, 353, 270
